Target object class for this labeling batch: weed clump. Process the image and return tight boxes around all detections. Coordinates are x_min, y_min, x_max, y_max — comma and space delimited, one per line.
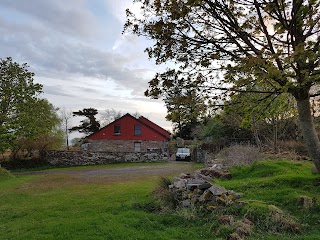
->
243, 203, 300, 233
0, 167, 14, 180
132, 201, 161, 213
213, 215, 254, 240
153, 177, 177, 210
133, 177, 177, 212
216, 144, 263, 166
298, 195, 318, 209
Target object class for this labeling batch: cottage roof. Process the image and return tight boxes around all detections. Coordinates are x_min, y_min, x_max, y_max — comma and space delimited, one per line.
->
87, 113, 170, 140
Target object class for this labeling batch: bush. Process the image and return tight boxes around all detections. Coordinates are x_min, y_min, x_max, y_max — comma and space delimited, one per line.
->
153, 177, 177, 210
1, 158, 49, 170
277, 140, 308, 156
0, 167, 14, 180
216, 144, 263, 166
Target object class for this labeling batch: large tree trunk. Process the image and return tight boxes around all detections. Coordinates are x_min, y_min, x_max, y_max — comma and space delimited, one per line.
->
296, 98, 320, 171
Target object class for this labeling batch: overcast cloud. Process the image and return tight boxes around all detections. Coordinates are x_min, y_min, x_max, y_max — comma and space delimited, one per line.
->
0, 0, 170, 138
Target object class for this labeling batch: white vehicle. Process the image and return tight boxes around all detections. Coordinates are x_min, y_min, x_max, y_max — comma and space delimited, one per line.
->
176, 148, 191, 161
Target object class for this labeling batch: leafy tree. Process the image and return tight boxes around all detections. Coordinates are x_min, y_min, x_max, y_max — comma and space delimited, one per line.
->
11, 99, 64, 159
69, 108, 100, 135
0, 57, 42, 152
146, 71, 208, 139
201, 112, 253, 148
125, 0, 320, 171
224, 90, 298, 150
0, 126, 12, 153
15, 132, 64, 159
15, 99, 60, 138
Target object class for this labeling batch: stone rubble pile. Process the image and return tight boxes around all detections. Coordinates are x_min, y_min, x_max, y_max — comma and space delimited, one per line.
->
169, 164, 244, 209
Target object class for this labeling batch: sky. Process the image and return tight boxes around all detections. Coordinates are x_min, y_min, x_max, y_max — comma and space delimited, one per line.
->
0, 0, 171, 139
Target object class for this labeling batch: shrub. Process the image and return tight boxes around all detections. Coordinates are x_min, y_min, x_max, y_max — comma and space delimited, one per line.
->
216, 144, 263, 166
1, 158, 49, 170
157, 176, 172, 189
176, 207, 198, 220
153, 177, 177, 210
277, 140, 308, 155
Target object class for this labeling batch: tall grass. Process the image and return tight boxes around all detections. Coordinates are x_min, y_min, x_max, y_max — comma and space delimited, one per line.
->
216, 144, 263, 166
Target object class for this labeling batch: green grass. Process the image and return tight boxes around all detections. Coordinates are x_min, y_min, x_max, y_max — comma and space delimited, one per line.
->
216, 160, 320, 239
0, 167, 13, 181
1, 160, 320, 240
0, 162, 209, 240
9, 161, 175, 173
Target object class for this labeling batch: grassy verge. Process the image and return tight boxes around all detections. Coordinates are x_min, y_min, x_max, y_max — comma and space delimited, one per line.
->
216, 160, 320, 239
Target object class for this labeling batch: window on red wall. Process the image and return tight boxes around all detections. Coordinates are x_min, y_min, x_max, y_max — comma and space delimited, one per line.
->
134, 125, 141, 136
114, 125, 121, 135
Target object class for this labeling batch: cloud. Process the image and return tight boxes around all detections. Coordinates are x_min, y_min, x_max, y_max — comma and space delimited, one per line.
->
0, 0, 162, 97
42, 85, 75, 98
0, 0, 172, 132
0, 22, 151, 97
0, 0, 98, 37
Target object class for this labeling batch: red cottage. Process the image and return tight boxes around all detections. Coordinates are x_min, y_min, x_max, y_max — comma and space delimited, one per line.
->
87, 113, 170, 153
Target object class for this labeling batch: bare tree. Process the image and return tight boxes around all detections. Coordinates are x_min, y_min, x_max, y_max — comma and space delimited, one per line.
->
131, 111, 142, 119
59, 108, 72, 149
100, 109, 123, 127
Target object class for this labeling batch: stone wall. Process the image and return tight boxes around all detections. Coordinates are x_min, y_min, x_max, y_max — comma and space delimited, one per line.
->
87, 139, 167, 152
46, 150, 167, 166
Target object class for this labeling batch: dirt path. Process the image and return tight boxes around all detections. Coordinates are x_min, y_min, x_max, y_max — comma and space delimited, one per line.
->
14, 162, 200, 185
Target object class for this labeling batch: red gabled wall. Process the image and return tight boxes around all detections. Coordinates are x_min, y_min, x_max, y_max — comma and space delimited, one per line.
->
138, 116, 170, 139
88, 114, 168, 141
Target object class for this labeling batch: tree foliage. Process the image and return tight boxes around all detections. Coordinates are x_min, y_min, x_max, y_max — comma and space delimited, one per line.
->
16, 99, 60, 138
224, 90, 298, 148
125, 0, 320, 170
0, 57, 43, 152
0, 57, 64, 157
69, 108, 100, 135
10, 99, 64, 159
146, 70, 208, 138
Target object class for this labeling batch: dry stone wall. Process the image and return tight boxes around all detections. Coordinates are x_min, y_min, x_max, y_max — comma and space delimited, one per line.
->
87, 139, 166, 152
46, 150, 167, 166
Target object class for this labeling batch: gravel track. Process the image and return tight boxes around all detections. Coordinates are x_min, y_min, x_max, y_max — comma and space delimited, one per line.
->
14, 162, 198, 184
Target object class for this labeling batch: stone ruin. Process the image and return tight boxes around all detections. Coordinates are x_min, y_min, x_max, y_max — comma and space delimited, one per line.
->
166, 163, 303, 240
167, 164, 254, 240
168, 164, 244, 209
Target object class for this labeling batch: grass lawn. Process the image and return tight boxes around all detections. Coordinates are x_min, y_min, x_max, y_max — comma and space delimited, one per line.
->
1, 162, 209, 240
1, 160, 320, 240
